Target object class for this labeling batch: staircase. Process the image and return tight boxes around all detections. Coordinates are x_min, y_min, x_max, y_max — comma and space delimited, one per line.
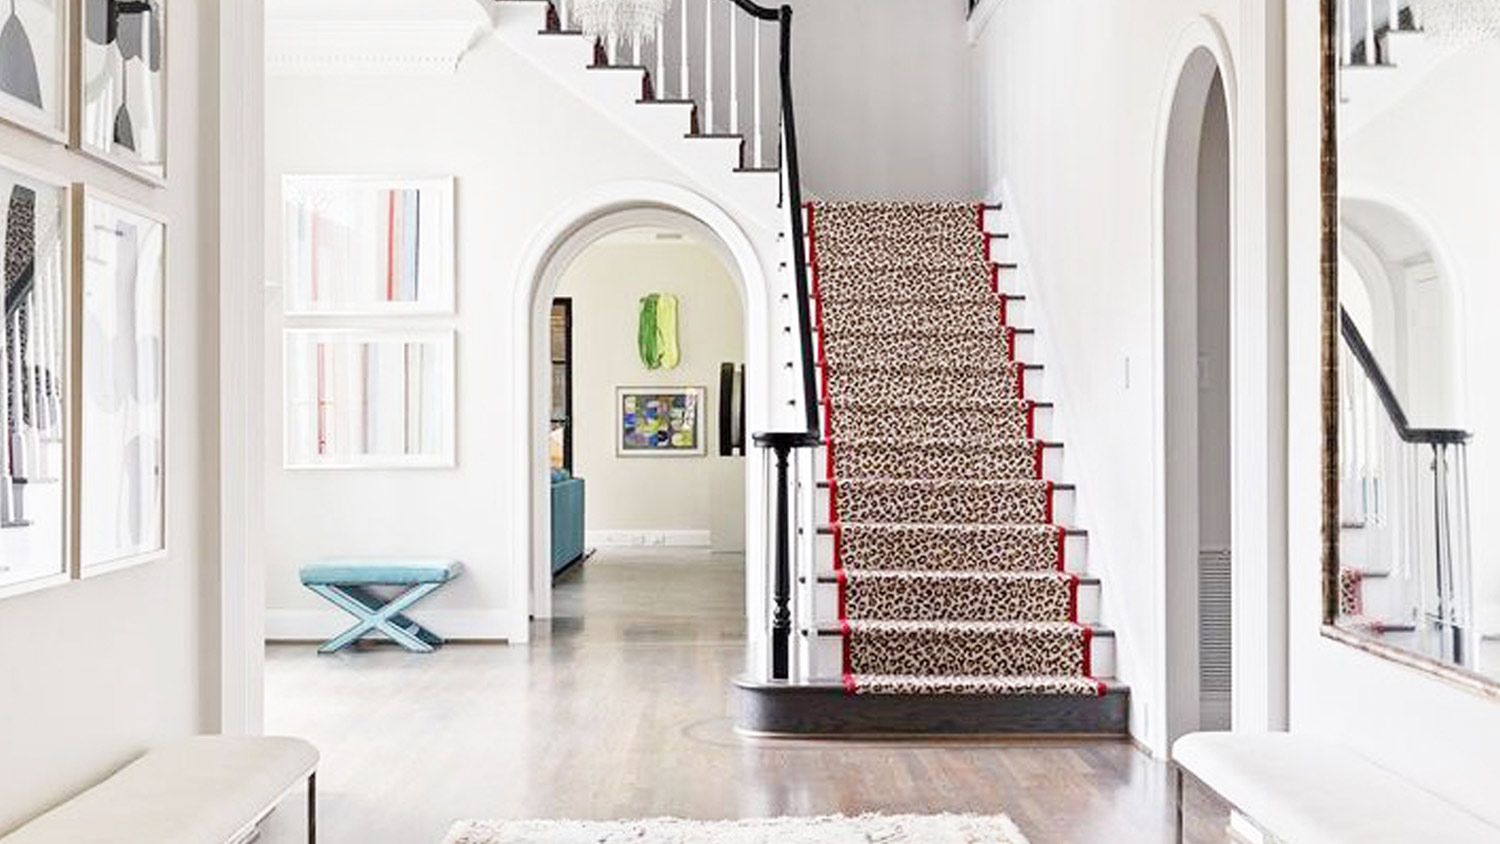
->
738, 202, 1128, 736
490, 0, 1127, 735
1337, 1, 1462, 137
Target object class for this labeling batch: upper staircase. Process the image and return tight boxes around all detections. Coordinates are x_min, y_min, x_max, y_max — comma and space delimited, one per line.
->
1337, 1, 1463, 137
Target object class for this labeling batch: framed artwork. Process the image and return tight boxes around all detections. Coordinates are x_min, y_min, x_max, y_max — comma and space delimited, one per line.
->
0, 0, 68, 141
77, 0, 166, 183
284, 328, 456, 469
78, 187, 164, 576
0, 158, 69, 598
616, 387, 705, 457
282, 175, 455, 316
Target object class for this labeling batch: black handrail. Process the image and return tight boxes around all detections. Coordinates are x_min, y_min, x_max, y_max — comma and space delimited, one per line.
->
1340, 308, 1470, 445
774, 5, 820, 438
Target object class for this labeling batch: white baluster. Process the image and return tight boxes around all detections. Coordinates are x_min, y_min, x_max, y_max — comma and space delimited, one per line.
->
1364, 0, 1376, 65
1341, 0, 1354, 66
705, 0, 715, 133
559, 0, 569, 30
753, 23, 763, 167
0, 324, 11, 524
729, 12, 739, 137
679, 0, 689, 100
656, 19, 665, 95
1388, 0, 1400, 32
609, 33, 619, 66
25, 290, 45, 478
632, 36, 641, 68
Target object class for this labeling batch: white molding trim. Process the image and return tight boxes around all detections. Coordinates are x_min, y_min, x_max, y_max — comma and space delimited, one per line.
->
267, 20, 489, 77
266, 610, 523, 642
585, 530, 712, 548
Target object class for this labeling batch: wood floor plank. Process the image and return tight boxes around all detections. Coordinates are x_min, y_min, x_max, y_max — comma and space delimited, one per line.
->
260, 549, 1177, 843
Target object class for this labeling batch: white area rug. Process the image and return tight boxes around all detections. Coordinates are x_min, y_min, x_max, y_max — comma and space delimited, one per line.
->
442, 813, 1029, 843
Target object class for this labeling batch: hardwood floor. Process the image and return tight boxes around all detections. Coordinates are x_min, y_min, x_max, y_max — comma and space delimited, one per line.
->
260, 548, 1177, 843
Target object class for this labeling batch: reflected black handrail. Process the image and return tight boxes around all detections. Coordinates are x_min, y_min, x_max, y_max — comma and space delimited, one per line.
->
1340, 307, 1470, 445
4, 261, 34, 318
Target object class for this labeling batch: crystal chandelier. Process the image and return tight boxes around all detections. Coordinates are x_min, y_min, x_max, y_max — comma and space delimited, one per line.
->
573, 0, 673, 48
1420, 0, 1500, 44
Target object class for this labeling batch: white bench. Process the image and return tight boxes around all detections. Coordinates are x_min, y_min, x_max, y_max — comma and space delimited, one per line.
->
1, 736, 318, 844
1173, 732, 1499, 844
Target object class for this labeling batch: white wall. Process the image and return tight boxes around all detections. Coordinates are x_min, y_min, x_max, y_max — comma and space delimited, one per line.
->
261, 35, 783, 640
1287, 3, 1500, 825
0, 2, 222, 833
971, 0, 1291, 753
789, 0, 975, 200
555, 239, 746, 549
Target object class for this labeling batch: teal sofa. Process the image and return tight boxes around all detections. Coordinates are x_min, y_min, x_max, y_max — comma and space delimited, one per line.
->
551, 469, 586, 576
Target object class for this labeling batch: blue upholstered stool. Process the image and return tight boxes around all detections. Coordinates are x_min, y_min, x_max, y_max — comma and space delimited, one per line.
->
299, 558, 463, 654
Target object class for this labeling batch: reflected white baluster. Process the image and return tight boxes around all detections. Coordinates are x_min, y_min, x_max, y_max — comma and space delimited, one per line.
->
559, 0, 569, 29
1341, 0, 1354, 65
1364, 0, 1377, 65
705, 0, 715, 133
0, 324, 11, 524
729, 13, 739, 137
679, 0, 689, 99
632, 36, 641, 68
655, 19, 665, 95
1388, 0, 1400, 33
752, 23, 763, 167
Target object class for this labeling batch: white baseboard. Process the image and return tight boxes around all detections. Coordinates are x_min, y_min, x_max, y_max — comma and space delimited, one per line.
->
585, 530, 712, 548
265, 609, 522, 642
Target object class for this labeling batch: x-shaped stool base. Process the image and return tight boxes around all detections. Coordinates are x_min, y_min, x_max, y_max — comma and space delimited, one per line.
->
308, 583, 447, 654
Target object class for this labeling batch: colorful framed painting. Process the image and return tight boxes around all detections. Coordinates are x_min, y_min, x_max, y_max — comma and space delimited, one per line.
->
616, 387, 705, 457
77, 0, 166, 183
282, 175, 455, 316
77, 186, 166, 576
283, 328, 456, 469
0, 0, 68, 142
0, 158, 70, 598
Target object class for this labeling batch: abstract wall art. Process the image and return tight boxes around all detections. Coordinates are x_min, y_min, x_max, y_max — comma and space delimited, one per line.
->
283, 329, 456, 469
282, 176, 455, 316
79, 0, 165, 182
0, 0, 66, 140
616, 387, 704, 457
0, 159, 68, 597
78, 187, 165, 575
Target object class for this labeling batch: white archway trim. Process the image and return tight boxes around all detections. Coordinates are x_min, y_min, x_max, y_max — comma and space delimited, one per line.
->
507, 180, 772, 636
1150, 16, 1243, 756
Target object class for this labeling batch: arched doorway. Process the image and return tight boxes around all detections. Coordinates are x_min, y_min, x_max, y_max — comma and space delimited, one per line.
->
508, 182, 774, 636
1163, 47, 1234, 744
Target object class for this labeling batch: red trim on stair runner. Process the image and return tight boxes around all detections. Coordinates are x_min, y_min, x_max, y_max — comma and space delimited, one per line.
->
1000, 293, 1009, 326
827, 476, 840, 525
1056, 526, 1068, 573
1026, 402, 1037, 440
1033, 441, 1044, 480
990, 263, 1000, 294
831, 522, 844, 572
1005, 326, 1017, 361
1045, 480, 1056, 525
841, 618, 856, 694
976, 202, 986, 234
836, 568, 849, 621
1068, 573, 1080, 623
1081, 625, 1094, 678
825, 438, 838, 488
1018, 364, 1027, 402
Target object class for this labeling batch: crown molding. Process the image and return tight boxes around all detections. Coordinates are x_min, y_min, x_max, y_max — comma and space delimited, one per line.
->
267, 0, 494, 77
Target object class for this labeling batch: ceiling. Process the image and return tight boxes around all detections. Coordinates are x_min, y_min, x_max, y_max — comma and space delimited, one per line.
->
265, 0, 497, 76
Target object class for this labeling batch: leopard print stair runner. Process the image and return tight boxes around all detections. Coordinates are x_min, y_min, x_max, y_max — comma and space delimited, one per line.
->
810, 201, 1101, 697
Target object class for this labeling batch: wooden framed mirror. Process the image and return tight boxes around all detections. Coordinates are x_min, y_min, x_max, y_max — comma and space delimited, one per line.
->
1322, 0, 1500, 697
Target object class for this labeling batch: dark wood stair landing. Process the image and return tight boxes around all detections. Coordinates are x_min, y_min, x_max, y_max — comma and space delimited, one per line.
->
734, 677, 1130, 737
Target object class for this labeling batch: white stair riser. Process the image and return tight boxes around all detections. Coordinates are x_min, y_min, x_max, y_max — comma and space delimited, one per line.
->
813, 445, 1064, 484
811, 531, 1090, 576
814, 366, 1048, 404
812, 484, 1078, 531
809, 580, 1101, 626
802, 629, 1116, 682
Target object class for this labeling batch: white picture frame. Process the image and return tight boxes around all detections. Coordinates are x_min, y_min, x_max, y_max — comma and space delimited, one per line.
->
76, 185, 165, 577
0, 156, 71, 599
283, 328, 457, 470
616, 386, 706, 458
0, 0, 69, 143
281, 175, 456, 317
75, 0, 167, 185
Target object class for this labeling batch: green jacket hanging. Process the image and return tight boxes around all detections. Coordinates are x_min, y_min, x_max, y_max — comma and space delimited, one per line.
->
637, 293, 681, 370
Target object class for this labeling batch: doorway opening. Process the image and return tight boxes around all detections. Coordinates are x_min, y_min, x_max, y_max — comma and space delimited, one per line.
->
1164, 49, 1234, 743
540, 221, 749, 632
